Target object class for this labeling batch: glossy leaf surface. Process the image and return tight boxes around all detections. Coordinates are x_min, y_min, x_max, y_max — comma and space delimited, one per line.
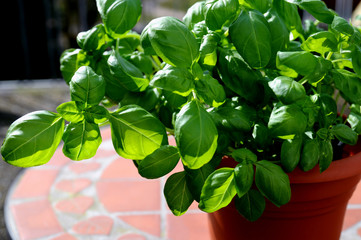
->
1, 111, 64, 167
235, 189, 265, 222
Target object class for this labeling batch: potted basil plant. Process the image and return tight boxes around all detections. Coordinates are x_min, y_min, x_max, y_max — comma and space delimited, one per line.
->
2, 0, 361, 239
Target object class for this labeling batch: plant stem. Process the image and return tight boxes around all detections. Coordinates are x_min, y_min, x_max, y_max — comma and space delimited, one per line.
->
192, 90, 198, 100
152, 56, 162, 69
340, 101, 348, 117
326, 52, 333, 60
166, 128, 175, 135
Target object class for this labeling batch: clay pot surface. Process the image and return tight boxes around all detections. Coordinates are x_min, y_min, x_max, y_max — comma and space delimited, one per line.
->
209, 142, 361, 240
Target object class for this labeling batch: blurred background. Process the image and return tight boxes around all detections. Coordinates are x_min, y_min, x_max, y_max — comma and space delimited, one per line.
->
0, 0, 360, 239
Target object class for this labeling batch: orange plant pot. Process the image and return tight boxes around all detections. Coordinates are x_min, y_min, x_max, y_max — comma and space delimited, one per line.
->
209, 142, 361, 240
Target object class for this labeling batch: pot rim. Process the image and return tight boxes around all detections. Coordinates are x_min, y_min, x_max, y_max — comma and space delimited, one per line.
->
289, 142, 361, 183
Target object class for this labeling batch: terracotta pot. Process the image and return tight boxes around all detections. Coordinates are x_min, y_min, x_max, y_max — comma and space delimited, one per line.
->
208, 142, 361, 240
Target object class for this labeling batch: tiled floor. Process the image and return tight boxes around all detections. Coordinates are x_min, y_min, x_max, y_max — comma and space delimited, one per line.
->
4, 126, 361, 240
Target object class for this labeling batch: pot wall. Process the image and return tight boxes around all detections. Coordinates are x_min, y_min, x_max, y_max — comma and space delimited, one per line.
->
209, 143, 361, 240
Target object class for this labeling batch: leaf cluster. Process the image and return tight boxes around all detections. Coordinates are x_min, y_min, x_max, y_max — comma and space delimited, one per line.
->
2, 0, 361, 221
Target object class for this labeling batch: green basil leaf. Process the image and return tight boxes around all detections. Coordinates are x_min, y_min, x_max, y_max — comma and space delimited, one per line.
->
319, 140, 333, 172
175, 100, 218, 169
60, 49, 81, 84
244, 0, 271, 13
331, 124, 358, 145
77, 24, 108, 52
142, 16, 200, 68
217, 49, 264, 103
235, 189, 265, 222
183, 1, 206, 29
313, 94, 337, 128
164, 172, 194, 216
300, 138, 320, 172
96, 0, 142, 37
1, 111, 64, 167
252, 123, 271, 147
231, 148, 257, 163
268, 104, 307, 138
185, 162, 214, 202
276, 51, 318, 77
348, 105, 361, 134
116, 32, 141, 55
163, 90, 188, 110
199, 168, 237, 212
234, 163, 254, 198
120, 87, 161, 111
332, 69, 361, 105
265, 8, 290, 66
62, 121, 102, 160
70, 66, 106, 106
301, 57, 333, 85
273, 0, 303, 37
288, 0, 335, 24
128, 52, 153, 75
268, 76, 306, 105
281, 135, 303, 172
56, 101, 84, 123
109, 105, 168, 160
255, 160, 291, 206
352, 45, 361, 78
213, 107, 252, 132
301, 31, 338, 57
84, 105, 109, 124
204, 0, 240, 31
195, 74, 226, 107
331, 16, 355, 36
191, 21, 209, 40
199, 33, 219, 67
108, 50, 149, 92
229, 10, 271, 69
138, 145, 180, 179
150, 65, 194, 97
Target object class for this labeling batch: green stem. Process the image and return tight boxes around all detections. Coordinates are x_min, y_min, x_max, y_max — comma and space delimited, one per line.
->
340, 101, 348, 117
166, 128, 175, 135
326, 52, 333, 60
192, 90, 198, 100
152, 56, 162, 69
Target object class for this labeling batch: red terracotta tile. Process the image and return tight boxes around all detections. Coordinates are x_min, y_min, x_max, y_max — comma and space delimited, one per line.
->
12, 169, 58, 199
101, 158, 140, 179
189, 201, 200, 210
96, 180, 161, 212
55, 178, 92, 194
95, 148, 118, 158
68, 161, 101, 174
11, 199, 62, 240
343, 209, 361, 230
47, 148, 70, 167
118, 233, 146, 240
349, 182, 361, 204
167, 213, 210, 240
357, 227, 361, 236
168, 135, 176, 146
50, 233, 77, 240
119, 215, 161, 237
72, 216, 114, 235
55, 195, 94, 214
100, 127, 112, 140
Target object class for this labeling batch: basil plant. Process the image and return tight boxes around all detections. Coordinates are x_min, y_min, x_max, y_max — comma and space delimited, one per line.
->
2, 0, 361, 221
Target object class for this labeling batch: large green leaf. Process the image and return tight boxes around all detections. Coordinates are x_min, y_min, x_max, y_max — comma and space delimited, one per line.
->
141, 16, 199, 68
183, 1, 205, 29
138, 145, 180, 179
204, 0, 240, 31
352, 45, 361, 77
175, 100, 218, 169
150, 65, 194, 97
195, 74, 226, 107
199, 168, 237, 212
56, 101, 84, 123
301, 31, 338, 57
319, 140, 333, 172
348, 105, 361, 134
109, 105, 168, 160
164, 172, 194, 216
234, 162, 254, 198
185, 163, 214, 202
255, 160, 291, 206
332, 69, 361, 105
268, 104, 307, 138
331, 16, 355, 36
287, 0, 335, 24
96, 0, 142, 37
60, 49, 81, 84
229, 10, 272, 68
62, 121, 102, 160
70, 66, 106, 106
107, 50, 149, 92
235, 189, 265, 222
120, 87, 160, 112
331, 124, 358, 146
213, 107, 252, 132
300, 138, 320, 171
276, 51, 318, 77
280, 135, 303, 172
268, 76, 306, 104
273, 0, 303, 37
1, 111, 64, 167
77, 24, 109, 52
